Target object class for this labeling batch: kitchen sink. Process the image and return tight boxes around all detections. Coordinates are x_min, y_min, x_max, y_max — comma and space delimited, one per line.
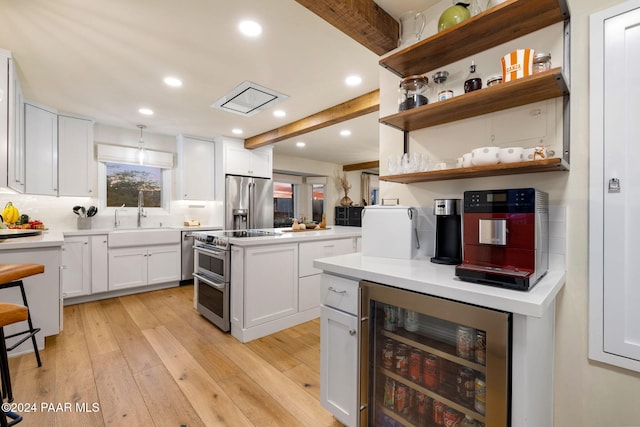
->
108, 228, 181, 248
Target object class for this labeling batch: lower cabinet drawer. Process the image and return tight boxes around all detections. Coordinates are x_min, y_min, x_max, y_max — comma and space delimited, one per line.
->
320, 274, 359, 315
299, 274, 321, 312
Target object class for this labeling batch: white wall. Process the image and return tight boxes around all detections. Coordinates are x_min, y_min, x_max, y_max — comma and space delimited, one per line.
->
378, 0, 640, 425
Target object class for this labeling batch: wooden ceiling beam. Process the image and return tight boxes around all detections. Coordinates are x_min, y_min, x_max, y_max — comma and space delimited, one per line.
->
244, 89, 380, 150
294, 0, 399, 56
343, 161, 379, 171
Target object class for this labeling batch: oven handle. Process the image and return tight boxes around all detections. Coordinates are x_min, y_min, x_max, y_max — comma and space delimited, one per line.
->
194, 245, 228, 258
193, 272, 226, 290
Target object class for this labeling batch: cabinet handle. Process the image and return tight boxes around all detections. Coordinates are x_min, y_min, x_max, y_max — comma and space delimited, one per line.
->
328, 286, 346, 294
349, 329, 356, 336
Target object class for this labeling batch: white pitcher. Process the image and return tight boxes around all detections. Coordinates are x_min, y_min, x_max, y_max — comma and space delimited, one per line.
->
398, 11, 426, 48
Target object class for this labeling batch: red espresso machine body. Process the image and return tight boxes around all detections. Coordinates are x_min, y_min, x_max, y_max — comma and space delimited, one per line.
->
455, 188, 549, 290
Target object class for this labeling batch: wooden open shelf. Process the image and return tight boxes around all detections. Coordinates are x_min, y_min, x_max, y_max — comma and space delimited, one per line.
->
380, 158, 569, 184
379, 0, 569, 77
379, 68, 568, 132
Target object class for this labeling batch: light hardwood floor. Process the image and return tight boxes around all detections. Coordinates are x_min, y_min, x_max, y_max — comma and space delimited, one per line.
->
7, 285, 345, 426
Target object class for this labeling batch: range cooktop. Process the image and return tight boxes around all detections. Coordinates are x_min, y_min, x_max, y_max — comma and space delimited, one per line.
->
221, 229, 277, 238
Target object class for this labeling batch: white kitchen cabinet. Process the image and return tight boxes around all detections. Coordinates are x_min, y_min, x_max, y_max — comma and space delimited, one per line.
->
147, 245, 181, 284
223, 138, 272, 178
243, 243, 298, 328
90, 235, 108, 294
62, 236, 91, 298
58, 114, 94, 197
589, 2, 640, 373
24, 102, 58, 195
108, 244, 180, 291
7, 56, 24, 193
108, 247, 147, 290
0, 49, 22, 191
320, 274, 359, 427
177, 134, 215, 200
0, 49, 10, 189
299, 238, 358, 312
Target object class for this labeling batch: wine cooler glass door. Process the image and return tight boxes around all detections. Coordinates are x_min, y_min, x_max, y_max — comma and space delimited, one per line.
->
359, 280, 511, 427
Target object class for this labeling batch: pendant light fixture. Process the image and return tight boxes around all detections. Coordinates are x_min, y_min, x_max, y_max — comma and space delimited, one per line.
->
137, 124, 146, 165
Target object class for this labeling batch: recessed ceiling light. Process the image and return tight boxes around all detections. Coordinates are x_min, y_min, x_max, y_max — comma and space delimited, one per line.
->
163, 76, 183, 87
239, 20, 262, 37
273, 110, 286, 118
232, 128, 243, 135
296, 142, 306, 148
138, 108, 154, 116
340, 129, 352, 137
345, 75, 362, 86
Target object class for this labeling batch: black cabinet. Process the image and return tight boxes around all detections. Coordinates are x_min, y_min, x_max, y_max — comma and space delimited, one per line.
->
335, 206, 364, 227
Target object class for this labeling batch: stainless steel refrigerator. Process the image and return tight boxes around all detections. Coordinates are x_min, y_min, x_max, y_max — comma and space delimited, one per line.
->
225, 175, 273, 230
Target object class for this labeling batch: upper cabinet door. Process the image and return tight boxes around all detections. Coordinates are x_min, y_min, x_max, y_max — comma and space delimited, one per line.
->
177, 135, 215, 200
589, 2, 640, 373
602, 6, 640, 362
58, 114, 94, 197
224, 139, 272, 178
24, 102, 58, 196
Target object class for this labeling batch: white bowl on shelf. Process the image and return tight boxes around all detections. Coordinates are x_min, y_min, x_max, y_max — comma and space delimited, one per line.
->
499, 147, 523, 163
471, 147, 500, 166
462, 152, 473, 168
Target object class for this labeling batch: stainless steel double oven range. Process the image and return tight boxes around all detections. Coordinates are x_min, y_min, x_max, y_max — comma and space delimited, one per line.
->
193, 229, 277, 332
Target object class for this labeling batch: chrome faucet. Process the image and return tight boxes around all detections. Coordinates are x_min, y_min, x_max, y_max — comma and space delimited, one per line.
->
114, 204, 125, 228
137, 190, 147, 227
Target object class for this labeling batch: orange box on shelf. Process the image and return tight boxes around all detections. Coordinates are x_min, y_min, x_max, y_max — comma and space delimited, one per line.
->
501, 49, 534, 82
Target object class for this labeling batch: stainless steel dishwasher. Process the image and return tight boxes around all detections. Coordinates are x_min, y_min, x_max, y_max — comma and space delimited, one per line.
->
181, 228, 221, 284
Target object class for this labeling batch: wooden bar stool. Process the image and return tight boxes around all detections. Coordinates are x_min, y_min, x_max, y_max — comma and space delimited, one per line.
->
0, 264, 43, 370
0, 303, 27, 426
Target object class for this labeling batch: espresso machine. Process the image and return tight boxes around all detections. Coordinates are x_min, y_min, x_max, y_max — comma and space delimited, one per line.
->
455, 188, 549, 290
430, 199, 462, 265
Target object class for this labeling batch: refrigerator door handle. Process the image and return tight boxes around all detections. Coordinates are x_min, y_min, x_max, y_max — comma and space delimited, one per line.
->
247, 182, 256, 229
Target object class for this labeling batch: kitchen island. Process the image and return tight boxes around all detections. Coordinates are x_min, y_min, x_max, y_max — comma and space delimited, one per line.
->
0, 231, 64, 353
314, 253, 565, 427
226, 226, 361, 343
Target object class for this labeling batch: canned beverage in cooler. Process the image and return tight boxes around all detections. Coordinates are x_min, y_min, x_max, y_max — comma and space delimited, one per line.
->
433, 399, 445, 425
404, 309, 419, 332
442, 407, 463, 427
395, 344, 409, 377
408, 388, 417, 422
416, 392, 432, 425
395, 383, 409, 415
384, 305, 398, 331
456, 325, 476, 360
422, 353, 440, 389
384, 377, 396, 409
408, 348, 422, 382
457, 367, 476, 405
475, 374, 486, 415
382, 339, 395, 370
475, 330, 486, 365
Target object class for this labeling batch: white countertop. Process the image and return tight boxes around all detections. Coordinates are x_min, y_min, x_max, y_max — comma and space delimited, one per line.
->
227, 226, 362, 247
63, 225, 223, 236
0, 231, 64, 250
314, 252, 565, 318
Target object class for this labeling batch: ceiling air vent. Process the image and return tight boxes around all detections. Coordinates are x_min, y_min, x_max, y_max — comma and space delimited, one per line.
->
211, 81, 288, 116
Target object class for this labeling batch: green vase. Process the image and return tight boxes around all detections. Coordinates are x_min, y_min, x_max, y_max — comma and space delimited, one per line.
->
438, 2, 471, 32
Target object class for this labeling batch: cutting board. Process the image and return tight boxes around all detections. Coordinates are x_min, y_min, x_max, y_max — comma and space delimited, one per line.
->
281, 227, 331, 232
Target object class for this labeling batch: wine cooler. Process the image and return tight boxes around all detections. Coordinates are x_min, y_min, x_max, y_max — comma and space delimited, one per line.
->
359, 281, 511, 427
